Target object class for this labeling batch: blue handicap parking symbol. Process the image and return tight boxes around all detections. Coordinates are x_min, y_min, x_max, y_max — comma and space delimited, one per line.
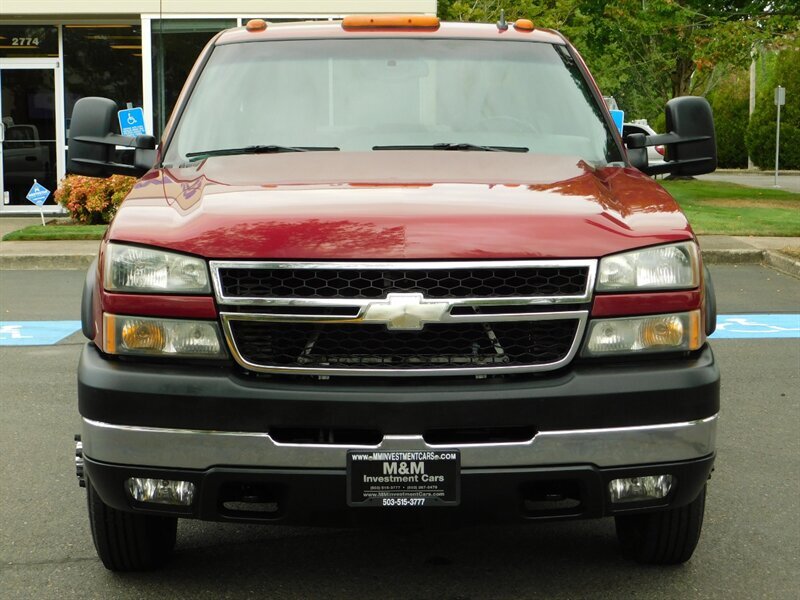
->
26, 181, 51, 206
118, 107, 146, 137
711, 314, 800, 339
0, 321, 82, 346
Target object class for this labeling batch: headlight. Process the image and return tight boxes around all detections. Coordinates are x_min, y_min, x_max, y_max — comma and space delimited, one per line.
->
582, 310, 702, 356
104, 243, 210, 294
597, 242, 699, 291
104, 314, 225, 358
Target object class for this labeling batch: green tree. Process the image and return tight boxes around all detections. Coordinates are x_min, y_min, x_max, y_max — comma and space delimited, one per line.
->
438, 1, 799, 124
708, 71, 750, 168
746, 48, 800, 169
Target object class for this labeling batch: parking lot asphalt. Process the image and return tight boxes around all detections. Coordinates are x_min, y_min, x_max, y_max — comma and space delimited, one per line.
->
0, 266, 798, 599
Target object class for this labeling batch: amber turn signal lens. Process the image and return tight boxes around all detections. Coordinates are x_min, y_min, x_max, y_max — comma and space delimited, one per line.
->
514, 19, 535, 31
121, 320, 166, 351
640, 315, 684, 348
246, 19, 267, 32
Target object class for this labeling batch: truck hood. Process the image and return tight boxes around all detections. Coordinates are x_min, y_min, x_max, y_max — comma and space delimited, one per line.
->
109, 152, 693, 259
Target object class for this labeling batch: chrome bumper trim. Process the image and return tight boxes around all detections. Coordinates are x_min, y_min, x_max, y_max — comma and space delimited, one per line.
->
82, 415, 717, 470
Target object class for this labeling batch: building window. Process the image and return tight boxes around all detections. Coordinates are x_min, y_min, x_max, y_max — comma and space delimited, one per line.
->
151, 19, 235, 139
63, 24, 143, 135
0, 25, 59, 58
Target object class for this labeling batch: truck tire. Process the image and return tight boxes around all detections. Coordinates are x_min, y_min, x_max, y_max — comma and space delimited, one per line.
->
614, 485, 706, 565
87, 480, 177, 571
704, 266, 717, 336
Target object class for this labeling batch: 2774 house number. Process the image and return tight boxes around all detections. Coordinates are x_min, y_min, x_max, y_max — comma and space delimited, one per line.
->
12, 38, 41, 47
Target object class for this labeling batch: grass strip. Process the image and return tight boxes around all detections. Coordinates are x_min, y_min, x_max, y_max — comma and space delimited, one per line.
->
2, 224, 107, 241
661, 180, 800, 236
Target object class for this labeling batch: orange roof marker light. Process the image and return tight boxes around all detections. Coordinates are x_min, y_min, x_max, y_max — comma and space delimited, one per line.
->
342, 15, 440, 30
514, 19, 535, 32
245, 19, 267, 33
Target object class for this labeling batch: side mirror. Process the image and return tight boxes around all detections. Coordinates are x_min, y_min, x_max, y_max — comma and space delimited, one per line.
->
625, 133, 648, 171
624, 96, 717, 177
67, 97, 156, 178
662, 96, 717, 176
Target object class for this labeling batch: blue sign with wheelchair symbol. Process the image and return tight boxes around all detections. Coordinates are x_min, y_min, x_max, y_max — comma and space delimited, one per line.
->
118, 107, 146, 137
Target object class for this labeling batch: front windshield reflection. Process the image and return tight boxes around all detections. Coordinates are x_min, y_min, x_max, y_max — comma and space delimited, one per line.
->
164, 39, 620, 166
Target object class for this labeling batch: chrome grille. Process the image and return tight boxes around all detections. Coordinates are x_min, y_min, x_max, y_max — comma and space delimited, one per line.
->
217, 265, 589, 299
229, 320, 579, 370
211, 260, 596, 377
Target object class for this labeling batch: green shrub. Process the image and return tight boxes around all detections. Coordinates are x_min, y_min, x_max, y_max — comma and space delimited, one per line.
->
746, 49, 800, 170
55, 174, 136, 224
708, 72, 750, 168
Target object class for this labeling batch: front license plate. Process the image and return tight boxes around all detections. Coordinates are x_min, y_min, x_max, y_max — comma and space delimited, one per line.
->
347, 449, 460, 507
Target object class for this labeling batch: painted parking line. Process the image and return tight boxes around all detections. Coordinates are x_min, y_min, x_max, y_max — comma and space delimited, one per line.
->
710, 314, 800, 339
0, 321, 82, 346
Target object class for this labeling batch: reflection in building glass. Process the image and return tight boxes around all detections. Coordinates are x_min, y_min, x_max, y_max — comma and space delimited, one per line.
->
0, 25, 59, 58
151, 19, 236, 139
63, 24, 144, 136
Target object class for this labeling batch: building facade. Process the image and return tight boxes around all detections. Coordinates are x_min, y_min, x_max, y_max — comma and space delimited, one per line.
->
0, 1, 435, 212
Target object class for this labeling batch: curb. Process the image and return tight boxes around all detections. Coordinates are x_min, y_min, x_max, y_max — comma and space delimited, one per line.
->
701, 249, 800, 279
0, 254, 95, 271
765, 251, 800, 279
701, 249, 763, 265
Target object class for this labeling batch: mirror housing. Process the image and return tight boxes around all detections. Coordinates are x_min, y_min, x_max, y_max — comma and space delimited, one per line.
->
624, 96, 717, 177
625, 133, 648, 171
67, 97, 156, 178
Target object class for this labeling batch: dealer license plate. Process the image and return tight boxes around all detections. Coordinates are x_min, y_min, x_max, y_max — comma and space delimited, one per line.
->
347, 449, 460, 507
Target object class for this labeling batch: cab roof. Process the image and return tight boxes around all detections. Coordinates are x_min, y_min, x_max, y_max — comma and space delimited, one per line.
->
216, 19, 567, 46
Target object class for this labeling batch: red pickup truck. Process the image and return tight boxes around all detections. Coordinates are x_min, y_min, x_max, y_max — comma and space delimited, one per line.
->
69, 16, 719, 571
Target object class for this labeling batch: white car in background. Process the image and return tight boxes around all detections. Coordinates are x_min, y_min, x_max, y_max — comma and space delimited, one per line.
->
623, 121, 666, 168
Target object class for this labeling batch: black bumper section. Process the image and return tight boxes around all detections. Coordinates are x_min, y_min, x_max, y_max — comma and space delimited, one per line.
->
85, 454, 715, 526
78, 344, 720, 432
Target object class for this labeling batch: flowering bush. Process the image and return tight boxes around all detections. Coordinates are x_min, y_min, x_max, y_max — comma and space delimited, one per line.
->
55, 174, 136, 224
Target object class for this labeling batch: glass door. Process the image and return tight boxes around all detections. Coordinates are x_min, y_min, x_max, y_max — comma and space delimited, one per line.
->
0, 63, 61, 210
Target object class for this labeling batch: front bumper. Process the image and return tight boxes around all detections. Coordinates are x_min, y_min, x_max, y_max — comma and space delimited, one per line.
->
78, 343, 719, 524
81, 416, 717, 470
78, 343, 719, 432
84, 454, 715, 525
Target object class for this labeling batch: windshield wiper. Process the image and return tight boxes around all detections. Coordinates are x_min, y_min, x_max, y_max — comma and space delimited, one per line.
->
372, 143, 528, 153
186, 145, 339, 161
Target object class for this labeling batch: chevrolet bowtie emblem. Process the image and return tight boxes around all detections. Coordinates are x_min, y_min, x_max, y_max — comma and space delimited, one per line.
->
361, 293, 450, 330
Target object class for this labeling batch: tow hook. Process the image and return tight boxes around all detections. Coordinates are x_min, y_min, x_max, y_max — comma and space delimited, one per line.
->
75, 434, 85, 488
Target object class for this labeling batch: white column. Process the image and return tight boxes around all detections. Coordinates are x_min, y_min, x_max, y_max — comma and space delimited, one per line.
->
141, 16, 154, 138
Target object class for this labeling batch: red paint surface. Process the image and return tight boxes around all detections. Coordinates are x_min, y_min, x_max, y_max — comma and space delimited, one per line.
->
102, 292, 217, 319
109, 153, 693, 260
592, 290, 702, 318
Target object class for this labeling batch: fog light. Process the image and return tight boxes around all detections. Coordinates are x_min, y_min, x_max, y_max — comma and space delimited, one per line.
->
126, 477, 196, 506
609, 475, 674, 503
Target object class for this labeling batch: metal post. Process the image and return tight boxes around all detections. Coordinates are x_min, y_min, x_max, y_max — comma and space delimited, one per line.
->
774, 100, 781, 187
748, 56, 756, 170
774, 85, 784, 188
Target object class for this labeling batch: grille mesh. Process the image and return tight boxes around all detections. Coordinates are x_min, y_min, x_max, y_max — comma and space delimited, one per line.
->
218, 266, 588, 299
229, 319, 579, 370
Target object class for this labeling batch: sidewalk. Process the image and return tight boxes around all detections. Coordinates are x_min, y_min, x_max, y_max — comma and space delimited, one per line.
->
1, 235, 798, 278
696, 170, 800, 193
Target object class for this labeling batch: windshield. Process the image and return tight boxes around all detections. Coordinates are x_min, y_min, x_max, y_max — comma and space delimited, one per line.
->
163, 38, 621, 165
